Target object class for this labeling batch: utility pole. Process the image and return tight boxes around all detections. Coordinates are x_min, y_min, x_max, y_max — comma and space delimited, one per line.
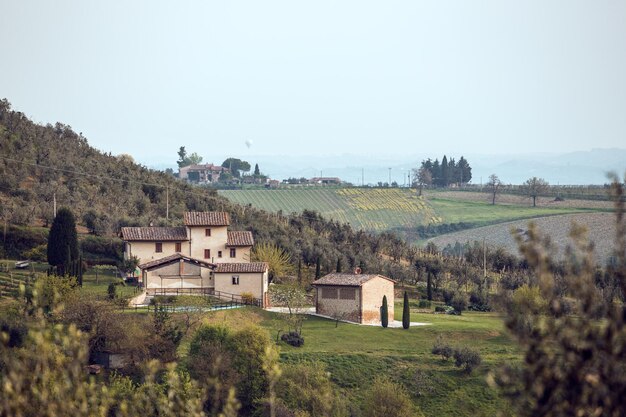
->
53, 193, 57, 218
166, 186, 169, 220
362, 168, 364, 186
388, 168, 391, 185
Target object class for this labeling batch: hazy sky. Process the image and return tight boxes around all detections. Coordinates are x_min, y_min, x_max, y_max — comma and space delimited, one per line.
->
1, 1, 625, 165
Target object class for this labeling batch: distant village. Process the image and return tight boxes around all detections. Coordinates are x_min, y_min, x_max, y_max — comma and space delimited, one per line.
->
176, 161, 343, 188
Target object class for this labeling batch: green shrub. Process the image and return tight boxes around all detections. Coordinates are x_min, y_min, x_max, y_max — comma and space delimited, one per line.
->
453, 347, 482, 373
280, 331, 304, 347
450, 291, 468, 314
23, 244, 47, 262
417, 299, 431, 308
107, 282, 117, 300
431, 336, 453, 361
240, 292, 256, 305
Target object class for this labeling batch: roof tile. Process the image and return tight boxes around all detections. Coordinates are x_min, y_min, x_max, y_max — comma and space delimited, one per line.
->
215, 262, 268, 273
121, 227, 188, 241
312, 273, 394, 287
184, 212, 230, 226
227, 231, 254, 247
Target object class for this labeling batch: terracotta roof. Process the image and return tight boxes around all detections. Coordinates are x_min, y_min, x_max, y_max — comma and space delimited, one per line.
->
120, 227, 188, 241
184, 212, 230, 226
214, 262, 268, 273
312, 273, 394, 287
227, 231, 254, 247
138, 253, 215, 270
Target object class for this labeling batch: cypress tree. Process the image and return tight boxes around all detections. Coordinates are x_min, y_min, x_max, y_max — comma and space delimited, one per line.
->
402, 291, 410, 329
77, 255, 83, 286
315, 257, 321, 279
254, 163, 260, 176
427, 272, 433, 301
441, 155, 449, 187
47, 208, 79, 274
336, 258, 342, 273
381, 295, 389, 328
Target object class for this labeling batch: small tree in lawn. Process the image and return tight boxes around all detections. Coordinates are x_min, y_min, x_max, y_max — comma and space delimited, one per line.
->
522, 176, 549, 207
485, 174, 502, 205
402, 291, 410, 329
47, 207, 79, 276
381, 295, 389, 328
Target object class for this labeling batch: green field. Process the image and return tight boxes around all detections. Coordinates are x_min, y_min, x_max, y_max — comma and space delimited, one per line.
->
219, 187, 592, 234
196, 304, 519, 417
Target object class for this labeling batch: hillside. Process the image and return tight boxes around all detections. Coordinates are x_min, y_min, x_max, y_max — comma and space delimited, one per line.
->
219, 187, 593, 240
0, 99, 417, 280
428, 212, 618, 263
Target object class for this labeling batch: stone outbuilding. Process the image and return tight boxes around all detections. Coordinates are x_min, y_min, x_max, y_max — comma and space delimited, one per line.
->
312, 273, 395, 325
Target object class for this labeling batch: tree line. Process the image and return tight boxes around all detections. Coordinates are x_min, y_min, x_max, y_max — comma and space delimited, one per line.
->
412, 155, 472, 194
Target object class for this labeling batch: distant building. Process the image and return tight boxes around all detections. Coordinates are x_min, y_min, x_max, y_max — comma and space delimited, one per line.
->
310, 177, 342, 185
311, 272, 395, 324
179, 164, 229, 184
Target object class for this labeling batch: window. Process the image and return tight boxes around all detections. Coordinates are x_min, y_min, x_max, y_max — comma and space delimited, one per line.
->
155, 242, 163, 253
340, 288, 356, 300
175, 242, 182, 252
218, 251, 222, 258
321, 287, 337, 299
230, 248, 236, 258
204, 249, 210, 259
205, 228, 211, 237
232, 275, 239, 285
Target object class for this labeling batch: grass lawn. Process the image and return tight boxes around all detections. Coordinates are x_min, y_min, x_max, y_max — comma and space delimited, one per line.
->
428, 197, 589, 228
186, 303, 520, 417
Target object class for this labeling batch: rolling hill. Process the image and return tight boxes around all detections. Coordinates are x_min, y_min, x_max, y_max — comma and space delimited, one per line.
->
219, 188, 595, 239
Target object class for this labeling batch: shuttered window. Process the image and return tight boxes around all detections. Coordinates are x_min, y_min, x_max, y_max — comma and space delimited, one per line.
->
155, 242, 162, 253
204, 249, 210, 259
321, 287, 337, 299
205, 228, 211, 237
175, 242, 182, 252
339, 288, 356, 300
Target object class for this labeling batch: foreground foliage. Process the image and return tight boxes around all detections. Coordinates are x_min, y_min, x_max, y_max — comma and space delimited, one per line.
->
493, 177, 626, 417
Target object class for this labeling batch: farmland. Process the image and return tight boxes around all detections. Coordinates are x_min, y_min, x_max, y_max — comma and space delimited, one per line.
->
428, 212, 618, 262
219, 187, 595, 236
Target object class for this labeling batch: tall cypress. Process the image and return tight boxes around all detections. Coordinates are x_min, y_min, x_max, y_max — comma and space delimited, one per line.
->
427, 272, 433, 301
315, 257, 321, 279
402, 291, 410, 329
336, 258, 342, 273
381, 295, 389, 328
47, 208, 79, 274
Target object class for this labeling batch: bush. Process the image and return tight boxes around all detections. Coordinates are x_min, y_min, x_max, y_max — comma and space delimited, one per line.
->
431, 336, 453, 361
23, 244, 47, 262
468, 290, 491, 311
107, 282, 117, 300
281, 331, 304, 347
453, 347, 482, 373
240, 292, 256, 305
417, 299, 431, 308
362, 376, 422, 417
450, 291, 468, 314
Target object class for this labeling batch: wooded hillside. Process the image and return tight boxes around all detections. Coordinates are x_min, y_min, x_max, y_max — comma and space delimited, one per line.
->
0, 99, 423, 279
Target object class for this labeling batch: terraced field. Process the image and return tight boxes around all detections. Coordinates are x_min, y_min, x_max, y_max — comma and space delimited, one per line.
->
219, 188, 593, 233
220, 188, 439, 231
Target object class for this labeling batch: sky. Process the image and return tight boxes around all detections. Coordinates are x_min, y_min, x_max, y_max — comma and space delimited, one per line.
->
1, 1, 625, 168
